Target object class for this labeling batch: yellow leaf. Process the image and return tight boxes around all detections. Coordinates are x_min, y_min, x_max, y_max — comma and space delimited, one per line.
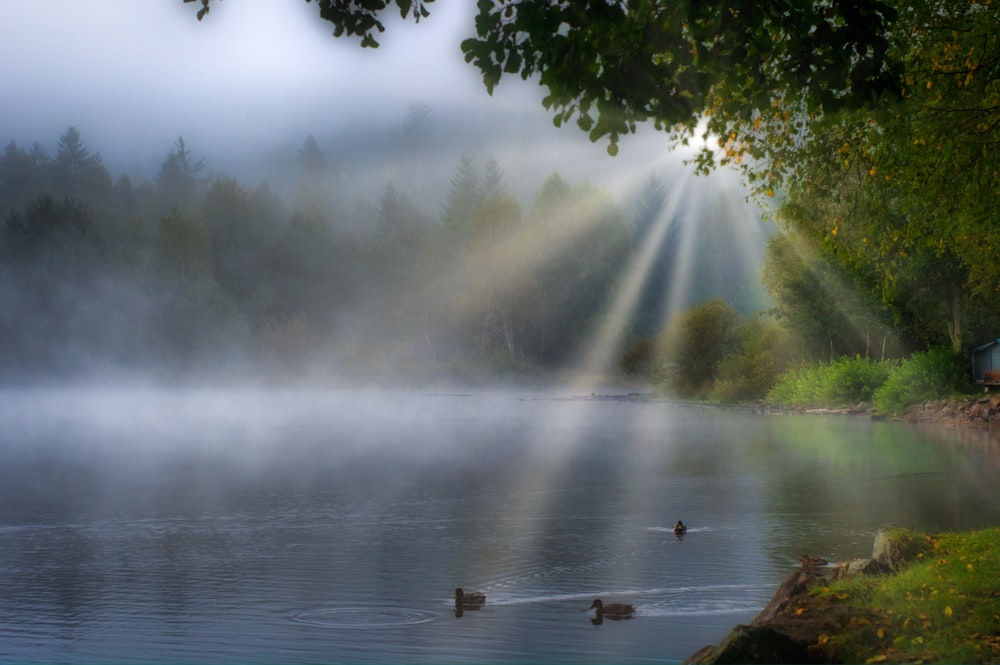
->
831, 226, 839, 236
944, 606, 953, 617
877, 628, 886, 639
869, 165, 877, 176
818, 634, 830, 645
867, 655, 887, 663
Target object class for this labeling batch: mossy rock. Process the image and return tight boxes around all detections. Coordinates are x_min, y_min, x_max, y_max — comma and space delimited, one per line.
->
872, 527, 933, 572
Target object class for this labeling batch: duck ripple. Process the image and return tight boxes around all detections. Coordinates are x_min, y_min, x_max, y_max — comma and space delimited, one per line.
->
292, 605, 436, 629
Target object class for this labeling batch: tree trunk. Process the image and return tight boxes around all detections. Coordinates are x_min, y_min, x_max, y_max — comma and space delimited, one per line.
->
947, 283, 963, 354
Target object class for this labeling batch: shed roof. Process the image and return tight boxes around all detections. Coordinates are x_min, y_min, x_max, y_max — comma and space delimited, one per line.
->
972, 339, 1000, 353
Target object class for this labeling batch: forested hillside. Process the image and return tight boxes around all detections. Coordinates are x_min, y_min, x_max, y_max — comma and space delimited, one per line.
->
0, 127, 767, 384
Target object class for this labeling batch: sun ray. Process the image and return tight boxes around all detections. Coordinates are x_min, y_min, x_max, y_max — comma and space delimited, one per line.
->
567, 173, 693, 391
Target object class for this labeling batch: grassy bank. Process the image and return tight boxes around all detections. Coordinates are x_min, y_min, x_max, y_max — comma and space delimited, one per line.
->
812, 528, 1000, 663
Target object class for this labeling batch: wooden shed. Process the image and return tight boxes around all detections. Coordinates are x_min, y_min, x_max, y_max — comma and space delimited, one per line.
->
971, 339, 1000, 388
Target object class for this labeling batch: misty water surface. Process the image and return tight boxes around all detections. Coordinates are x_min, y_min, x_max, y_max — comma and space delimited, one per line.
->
1, 387, 998, 663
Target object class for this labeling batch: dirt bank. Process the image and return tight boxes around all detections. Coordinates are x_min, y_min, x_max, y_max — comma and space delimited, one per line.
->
894, 394, 1000, 429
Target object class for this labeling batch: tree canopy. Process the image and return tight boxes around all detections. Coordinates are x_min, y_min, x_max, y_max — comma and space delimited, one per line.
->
186, 1, 900, 165
765, 0, 1000, 353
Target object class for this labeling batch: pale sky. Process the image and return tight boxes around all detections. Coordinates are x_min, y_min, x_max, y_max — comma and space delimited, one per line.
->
1, 2, 482, 164
0, 1, 741, 205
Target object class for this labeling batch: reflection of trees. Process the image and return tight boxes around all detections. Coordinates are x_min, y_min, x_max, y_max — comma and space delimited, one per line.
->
3, 523, 103, 643
754, 417, 1000, 543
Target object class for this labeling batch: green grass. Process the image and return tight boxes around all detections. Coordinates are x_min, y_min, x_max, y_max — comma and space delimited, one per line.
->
814, 528, 1000, 663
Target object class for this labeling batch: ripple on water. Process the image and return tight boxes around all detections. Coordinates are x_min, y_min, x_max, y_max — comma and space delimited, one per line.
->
292, 605, 436, 629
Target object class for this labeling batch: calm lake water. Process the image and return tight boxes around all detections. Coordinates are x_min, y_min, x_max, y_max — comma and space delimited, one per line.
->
1, 387, 999, 663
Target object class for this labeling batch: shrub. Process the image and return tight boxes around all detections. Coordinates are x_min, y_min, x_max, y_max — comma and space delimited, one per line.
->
710, 317, 801, 403
656, 299, 740, 398
824, 355, 892, 405
873, 347, 974, 414
767, 356, 891, 407
618, 338, 656, 378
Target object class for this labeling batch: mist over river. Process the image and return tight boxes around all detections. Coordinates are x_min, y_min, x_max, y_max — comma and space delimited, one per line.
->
1, 387, 998, 663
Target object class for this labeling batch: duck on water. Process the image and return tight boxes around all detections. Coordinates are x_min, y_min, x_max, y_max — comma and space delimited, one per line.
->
587, 598, 635, 620
454, 588, 486, 606
453, 588, 486, 618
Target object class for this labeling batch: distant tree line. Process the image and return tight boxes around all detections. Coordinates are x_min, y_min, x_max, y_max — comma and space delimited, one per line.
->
0, 126, 764, 384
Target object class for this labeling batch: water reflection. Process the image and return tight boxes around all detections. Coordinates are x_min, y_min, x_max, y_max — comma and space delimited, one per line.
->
0, 389, 999, 663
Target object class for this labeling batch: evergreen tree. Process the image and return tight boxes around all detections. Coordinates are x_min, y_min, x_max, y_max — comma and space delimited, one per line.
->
401, 102, 432, 152
530, 172, 572, 226
0, 142, 55, 209
159, 208, 212, 282
0, 142, 45, 211
297, 134, 325, 175
292, 135, 333, 219
51, 127, 111, 201
441, 155, 481, 231
157, 136, 204, 208
376, 181, 424, 244
112, 175, 137, 216
201, 176, 282, 308
2, 194, 98, 276
481, 155, 506, 200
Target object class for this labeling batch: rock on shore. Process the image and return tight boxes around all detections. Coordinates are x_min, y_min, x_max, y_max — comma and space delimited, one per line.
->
898, 394, 1000, 428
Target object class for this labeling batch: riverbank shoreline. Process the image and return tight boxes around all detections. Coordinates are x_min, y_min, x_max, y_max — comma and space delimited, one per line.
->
681, 531, 898, 664
766, 394, 1000, 430
585, 390, 1000, 430
684, 527, 1000, 664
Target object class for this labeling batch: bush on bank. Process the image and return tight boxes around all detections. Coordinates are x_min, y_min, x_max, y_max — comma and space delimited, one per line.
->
766, 356, 891, 408
872, 347, 975, 414
763, 348, 974, 412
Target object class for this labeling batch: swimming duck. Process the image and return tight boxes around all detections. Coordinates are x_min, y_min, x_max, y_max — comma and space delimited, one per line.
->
588, 598, 635, 619
673, 520, 687, 535
454, 588, 486, 606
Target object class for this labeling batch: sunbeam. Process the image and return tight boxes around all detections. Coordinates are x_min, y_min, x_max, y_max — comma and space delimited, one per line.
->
568, 173, 693, 391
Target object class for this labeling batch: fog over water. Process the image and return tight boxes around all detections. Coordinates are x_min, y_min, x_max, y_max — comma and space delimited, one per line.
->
2, 388, 1000, 663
